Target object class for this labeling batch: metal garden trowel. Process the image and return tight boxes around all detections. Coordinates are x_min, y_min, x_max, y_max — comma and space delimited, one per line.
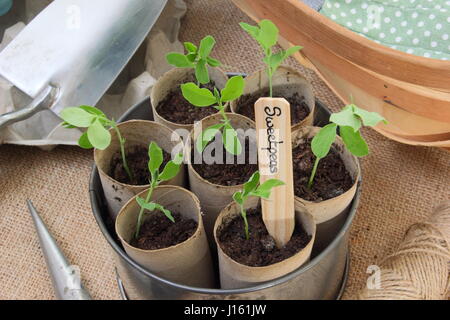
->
0, 0, 167, 129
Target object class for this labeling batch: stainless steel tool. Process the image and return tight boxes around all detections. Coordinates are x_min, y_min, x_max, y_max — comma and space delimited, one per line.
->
0, 0, 167, 129
27, 200, 92, 300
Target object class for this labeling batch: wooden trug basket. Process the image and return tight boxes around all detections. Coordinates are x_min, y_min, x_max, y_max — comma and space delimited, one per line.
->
232, 0, 450, 149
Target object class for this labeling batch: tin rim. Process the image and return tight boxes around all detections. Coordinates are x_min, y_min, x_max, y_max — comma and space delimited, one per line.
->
115, 252, 351, 300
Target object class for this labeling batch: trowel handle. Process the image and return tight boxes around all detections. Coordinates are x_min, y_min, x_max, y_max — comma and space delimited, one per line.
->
27, 200, 92, 300
0, 85, 56, 129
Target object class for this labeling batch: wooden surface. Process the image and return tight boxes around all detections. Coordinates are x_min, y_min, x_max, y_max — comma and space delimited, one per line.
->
255, 97, 295, 247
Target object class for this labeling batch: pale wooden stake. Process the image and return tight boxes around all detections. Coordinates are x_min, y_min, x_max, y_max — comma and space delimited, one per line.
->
254, 97, 295, 248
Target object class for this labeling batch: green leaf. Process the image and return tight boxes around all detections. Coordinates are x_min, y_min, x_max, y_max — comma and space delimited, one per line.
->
60, 107, 95, 128
166, 52, 194, 68
223, 123, 242, 155
256, 179, 285, 195
206, 57, 221, 67
195, 59, 210, 85
239, 22, 260, 40
87, 119, 111, 150
311, 123, 337, 159
198, 35, 216, 59
79, 105, 110, 127
181, 82, 217, 107
148, 142, 163, 175
184, 42, 198, 54
196, 123, 224, 153
172, 152, 184, 165
78, 132, 93, 149
340, 126, 369, 157
136, 199, 175, 223
285, 46, 302, 58
330, 107, 361, 132
136, 197, 157, 211
352, 106, 387, 127
249, 190, 271, 200
79, 105, 107, 118
221, 76, 245, 103
186, 53, 197, 63
62, 122, 76, 129
268, 46, 302, 72
258, 19, 279, 49
155, 204, 175, 223
267, 51, 286, 72
158, 154, 183, 182
243, 171, 260, 196
233, 191, 244, 205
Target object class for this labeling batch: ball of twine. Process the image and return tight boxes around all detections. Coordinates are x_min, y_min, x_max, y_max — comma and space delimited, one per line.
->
351, 202, 450, 300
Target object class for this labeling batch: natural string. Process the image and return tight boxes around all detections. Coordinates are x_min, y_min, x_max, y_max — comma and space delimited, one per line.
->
349, 202, 450, 300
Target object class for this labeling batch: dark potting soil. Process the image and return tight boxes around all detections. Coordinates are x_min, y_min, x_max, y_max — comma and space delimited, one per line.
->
191, 137, 258, 186
110, 145, 171, 185
133, 212, 197, 250
218, 207, 312, 267
156, 79, 218, 124
237, 90, 310, 125
293, 139, 354, 202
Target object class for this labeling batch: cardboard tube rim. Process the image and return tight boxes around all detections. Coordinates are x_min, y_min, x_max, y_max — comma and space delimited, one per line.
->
214, 198, 316, 273
115, 185, 203, 254
185, 112, 257, 190
230, 65, 316, 130
292, 126, 361, 222
93, 120, 185, 189
150, 67, 229, 130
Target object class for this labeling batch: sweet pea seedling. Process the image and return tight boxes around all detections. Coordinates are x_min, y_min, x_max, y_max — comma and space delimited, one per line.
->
61, 105, 133, 181
181, 75, 245, 155
308, 103, 387, 188
166, 35, 222, 85
233, 171, 285, 240
135, 142, 184, 239
240, 19, 302, 97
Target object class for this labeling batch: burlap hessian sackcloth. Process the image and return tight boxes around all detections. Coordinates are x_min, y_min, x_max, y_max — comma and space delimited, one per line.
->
0, 0, 449, 300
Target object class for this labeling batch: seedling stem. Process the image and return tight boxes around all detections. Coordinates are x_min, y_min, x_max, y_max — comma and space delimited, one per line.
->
308, 158, 320, 189
110, 120, 133, 182
135, 179, 157, 239
134, 142, 184, 239
233, 171, 285, 240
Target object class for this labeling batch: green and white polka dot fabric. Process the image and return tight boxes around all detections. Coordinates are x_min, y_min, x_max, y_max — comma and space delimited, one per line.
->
320, 0, 450, 60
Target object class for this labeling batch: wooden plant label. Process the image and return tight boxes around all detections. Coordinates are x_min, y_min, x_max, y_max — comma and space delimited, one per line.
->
254, 97, 295, 248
